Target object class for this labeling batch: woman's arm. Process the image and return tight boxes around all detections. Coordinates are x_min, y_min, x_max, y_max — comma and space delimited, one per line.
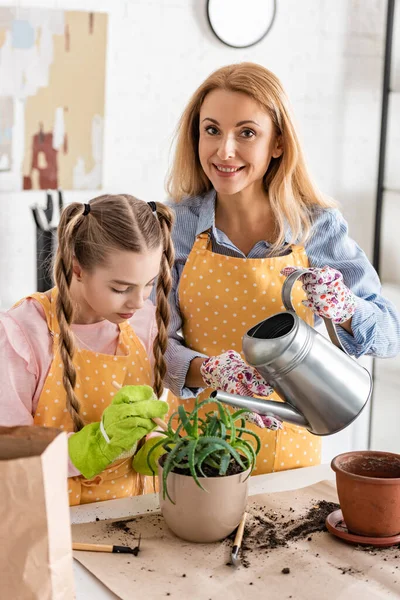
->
163, 263, 208, 396
185, 356, 207, 388
306, 209, 400, 358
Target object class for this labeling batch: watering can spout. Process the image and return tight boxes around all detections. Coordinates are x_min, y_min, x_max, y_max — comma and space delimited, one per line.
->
210, 390, 309, 429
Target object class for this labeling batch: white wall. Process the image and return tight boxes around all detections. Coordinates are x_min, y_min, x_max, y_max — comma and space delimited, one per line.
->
0, 0, 390, 459
370, 2, 400, 454
0, 0, 387, 301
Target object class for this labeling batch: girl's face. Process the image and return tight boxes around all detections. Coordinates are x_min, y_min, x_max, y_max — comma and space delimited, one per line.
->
198, 89, 282, 198
73, 246, 162, 324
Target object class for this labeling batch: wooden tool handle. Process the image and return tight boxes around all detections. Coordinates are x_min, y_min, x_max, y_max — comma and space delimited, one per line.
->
233, 511, 247, 547
111, 380, 169, 432
73, 542, 113, 553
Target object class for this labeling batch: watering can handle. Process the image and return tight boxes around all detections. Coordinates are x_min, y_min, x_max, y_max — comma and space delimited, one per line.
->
281, 268, 348, 354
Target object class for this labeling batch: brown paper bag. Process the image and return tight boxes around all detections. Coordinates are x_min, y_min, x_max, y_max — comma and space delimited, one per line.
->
0, 426, 75, 599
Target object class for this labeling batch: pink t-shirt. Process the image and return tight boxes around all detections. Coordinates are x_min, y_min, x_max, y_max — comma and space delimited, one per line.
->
0, 298, 158, 476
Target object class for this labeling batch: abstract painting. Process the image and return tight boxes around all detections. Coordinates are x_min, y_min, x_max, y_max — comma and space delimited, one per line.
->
0, 8, 107, 190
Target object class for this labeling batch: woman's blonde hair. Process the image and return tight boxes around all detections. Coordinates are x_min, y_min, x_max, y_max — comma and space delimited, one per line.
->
53, 194, 175, 432
167, 62, 335, 251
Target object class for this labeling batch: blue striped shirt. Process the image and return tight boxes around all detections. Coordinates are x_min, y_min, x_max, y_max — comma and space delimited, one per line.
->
160, 190, 400, 397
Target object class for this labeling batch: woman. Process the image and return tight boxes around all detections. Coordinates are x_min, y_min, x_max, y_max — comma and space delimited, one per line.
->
163, 62, 400, 474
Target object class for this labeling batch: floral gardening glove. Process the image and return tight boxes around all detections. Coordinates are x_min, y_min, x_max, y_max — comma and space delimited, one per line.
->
68, 385, 168, 480
281, 266, 357, 325
200, 350, 282, 431
245, 413, 283, 431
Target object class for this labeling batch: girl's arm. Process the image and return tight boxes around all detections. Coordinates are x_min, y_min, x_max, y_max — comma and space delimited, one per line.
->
0, 308, 81, 477
306, 209, 400, 358
0, 312, 37, 426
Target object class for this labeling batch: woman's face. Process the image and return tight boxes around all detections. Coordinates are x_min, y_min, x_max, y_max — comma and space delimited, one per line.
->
198, 89, 282, 197
73, 246, 162, 324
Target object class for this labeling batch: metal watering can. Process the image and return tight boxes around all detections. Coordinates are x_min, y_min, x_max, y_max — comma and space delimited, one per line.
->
212, 269, 372, 436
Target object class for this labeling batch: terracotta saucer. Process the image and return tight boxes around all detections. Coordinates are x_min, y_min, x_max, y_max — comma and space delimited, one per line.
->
326, 509, 400, 548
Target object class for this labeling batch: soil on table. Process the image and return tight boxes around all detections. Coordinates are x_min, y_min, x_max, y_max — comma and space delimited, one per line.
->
95, 499, 400, 574
224, 500, 400, 568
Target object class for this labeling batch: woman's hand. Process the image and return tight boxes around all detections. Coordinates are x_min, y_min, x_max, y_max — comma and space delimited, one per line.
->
245, 412, 283, 431
281, 266, 357, 325
200, 350, 282, 430
200, 350, 273, 396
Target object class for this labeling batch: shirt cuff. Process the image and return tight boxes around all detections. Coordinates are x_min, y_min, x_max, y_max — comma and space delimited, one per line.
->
336, 298, 376, 357
165, 346, 207, 399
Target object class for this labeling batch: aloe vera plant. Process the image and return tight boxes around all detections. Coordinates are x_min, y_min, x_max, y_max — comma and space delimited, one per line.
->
147, 398, 261, 502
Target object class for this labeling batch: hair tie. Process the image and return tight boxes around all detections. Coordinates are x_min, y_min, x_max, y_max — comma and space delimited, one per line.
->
147, 201, 157, 214
82, 203, 91, 216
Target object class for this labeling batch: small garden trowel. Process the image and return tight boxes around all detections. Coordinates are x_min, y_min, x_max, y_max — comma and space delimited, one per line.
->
231, 512, 247, 567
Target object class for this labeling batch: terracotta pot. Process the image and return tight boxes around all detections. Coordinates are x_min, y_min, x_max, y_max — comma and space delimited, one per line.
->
158, 464, 250, 543
331, 450, 400, 537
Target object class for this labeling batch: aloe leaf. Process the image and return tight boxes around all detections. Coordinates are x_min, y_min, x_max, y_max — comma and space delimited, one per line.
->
219, 451, 230, 476
162, 440, 186, 503
146, 436, 169, 474
233, 439, 257, 473
197, 443, 224, 476
168, 409, 185, 438
204, 455, 221, 470
192, 405, 199, 439
172, 460, 190, 469
219, 421, 226, 440
187, 439, 205, 490
178, 405, 194, 437
198, 436, 246, 470
217, 402, 230, 427
173, 443, 190, 464
232, 409, 252, 421
235, 427, 262, 455
193, 398, 222, 414
224, 408, 236, 445
206, 414, 219, 437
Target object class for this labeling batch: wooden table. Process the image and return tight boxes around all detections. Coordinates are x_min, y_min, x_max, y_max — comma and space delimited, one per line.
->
71, 464, 335, 599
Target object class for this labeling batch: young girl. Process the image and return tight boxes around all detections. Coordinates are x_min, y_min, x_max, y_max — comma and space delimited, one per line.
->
0, 194, 174, 505
163, 62, 400, 474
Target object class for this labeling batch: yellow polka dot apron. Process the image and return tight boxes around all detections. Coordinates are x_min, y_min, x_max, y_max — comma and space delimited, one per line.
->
169, 231, 321, 474
24, 289, 155, 505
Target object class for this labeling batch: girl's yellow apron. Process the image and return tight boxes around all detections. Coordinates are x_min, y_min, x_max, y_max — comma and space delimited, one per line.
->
168, 231, 321, 474
20, 288, 155, 505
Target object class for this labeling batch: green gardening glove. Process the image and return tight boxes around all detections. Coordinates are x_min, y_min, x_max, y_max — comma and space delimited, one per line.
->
68, 385, 168, 479
132, 436, 168, 476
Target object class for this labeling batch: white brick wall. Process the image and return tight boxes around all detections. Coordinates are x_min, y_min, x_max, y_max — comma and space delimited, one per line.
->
0, 0, 394, 458
0, 0, 388, 302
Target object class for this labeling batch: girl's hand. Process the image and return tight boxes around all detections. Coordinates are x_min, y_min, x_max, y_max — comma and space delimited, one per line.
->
68, 385, 168, 480
281, 266, 357, 325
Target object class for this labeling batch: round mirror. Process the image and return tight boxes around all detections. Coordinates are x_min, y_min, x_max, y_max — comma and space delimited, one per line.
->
207, 0, 276, 49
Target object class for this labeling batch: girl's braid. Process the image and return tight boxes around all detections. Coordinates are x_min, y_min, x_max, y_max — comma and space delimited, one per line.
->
152, 204, 175, 398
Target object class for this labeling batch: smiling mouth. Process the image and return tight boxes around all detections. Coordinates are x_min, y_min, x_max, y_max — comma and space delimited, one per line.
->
213, 164, 245, 173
